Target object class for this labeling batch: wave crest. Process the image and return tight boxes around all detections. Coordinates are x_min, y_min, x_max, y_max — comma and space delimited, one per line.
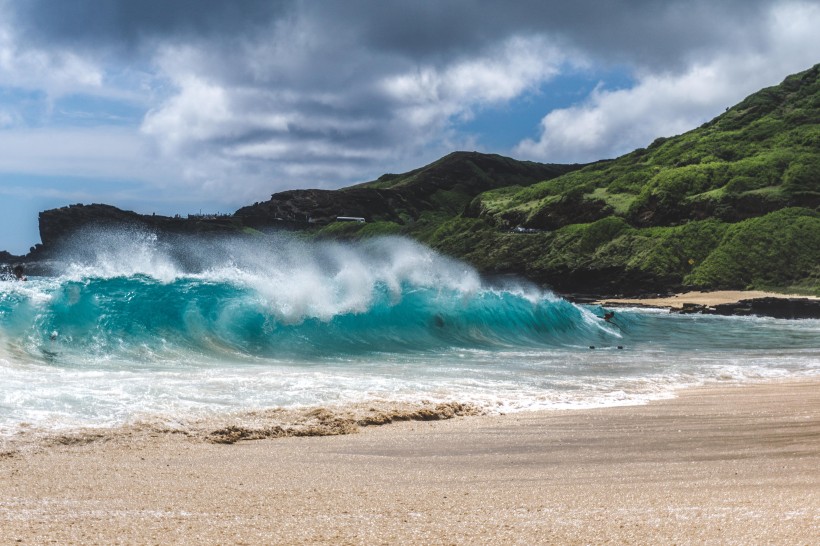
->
2, 230, 598, 363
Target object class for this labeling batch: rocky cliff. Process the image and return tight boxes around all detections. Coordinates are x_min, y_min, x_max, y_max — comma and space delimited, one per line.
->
234, 188, 419, 227
30, 203, 244, 260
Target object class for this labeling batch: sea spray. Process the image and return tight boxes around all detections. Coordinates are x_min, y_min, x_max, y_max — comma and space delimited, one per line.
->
7, 229, 597, 358
1, 228, 818, 435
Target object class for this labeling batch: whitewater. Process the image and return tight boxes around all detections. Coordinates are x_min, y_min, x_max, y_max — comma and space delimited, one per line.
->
1, 229, 818, 437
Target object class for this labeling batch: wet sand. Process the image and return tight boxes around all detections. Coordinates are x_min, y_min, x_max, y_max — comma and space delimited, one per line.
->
1, 379, 819, 544
595, 289, 820, 310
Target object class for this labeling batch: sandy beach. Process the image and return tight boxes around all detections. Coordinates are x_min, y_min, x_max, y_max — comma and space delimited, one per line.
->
1, 379, 818, 544
594, 290, 820, 310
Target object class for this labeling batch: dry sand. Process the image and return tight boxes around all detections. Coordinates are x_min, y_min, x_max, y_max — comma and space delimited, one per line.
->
595, 289, 820, 310
1, 379, 819, 545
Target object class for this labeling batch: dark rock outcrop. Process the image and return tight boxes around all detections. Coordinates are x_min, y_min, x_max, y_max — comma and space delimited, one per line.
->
676, 297, 820, 319
34, 203, 244, 259
524, 264, 680, 297
235, 188, 420, 227
0, 250, 22, 264
707, 297, 820, 319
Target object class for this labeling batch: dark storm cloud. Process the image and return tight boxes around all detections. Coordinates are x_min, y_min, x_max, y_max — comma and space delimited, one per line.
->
321, 0, 763, 65
14, 0, 775, 68
10, 0, 290, 54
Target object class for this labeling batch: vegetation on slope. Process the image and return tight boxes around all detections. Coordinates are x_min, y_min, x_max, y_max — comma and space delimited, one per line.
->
312, 64, 820, 295
481, 64, 820, 232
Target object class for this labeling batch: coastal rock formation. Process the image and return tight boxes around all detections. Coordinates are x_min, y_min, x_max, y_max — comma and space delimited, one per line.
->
235, 188, 419, 227
0, 250, 21, 263
33, 203, 243, 258
14, 152, 578, 264
683, 297, 820, 319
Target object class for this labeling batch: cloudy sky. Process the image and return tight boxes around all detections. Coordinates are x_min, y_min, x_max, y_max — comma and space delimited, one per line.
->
1, 0, 819, 254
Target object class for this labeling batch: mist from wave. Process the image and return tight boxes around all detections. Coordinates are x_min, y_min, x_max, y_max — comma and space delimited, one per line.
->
1, 229, 601, 362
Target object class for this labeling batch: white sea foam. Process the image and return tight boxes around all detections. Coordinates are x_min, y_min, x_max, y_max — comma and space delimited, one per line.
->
54, 229, 489, 325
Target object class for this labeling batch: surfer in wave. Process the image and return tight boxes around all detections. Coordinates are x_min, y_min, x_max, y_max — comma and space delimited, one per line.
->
600, 309, 624, 334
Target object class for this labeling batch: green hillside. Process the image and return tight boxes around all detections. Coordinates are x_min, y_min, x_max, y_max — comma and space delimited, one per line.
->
236, 152, 582, 237
247, 64, 820, 296
480, 64, 819, 230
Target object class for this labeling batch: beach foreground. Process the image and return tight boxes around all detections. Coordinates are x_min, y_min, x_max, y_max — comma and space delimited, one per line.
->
2, 379, 818, 544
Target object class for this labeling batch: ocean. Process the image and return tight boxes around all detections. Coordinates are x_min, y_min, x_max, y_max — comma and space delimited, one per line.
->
1, 230, 818, 438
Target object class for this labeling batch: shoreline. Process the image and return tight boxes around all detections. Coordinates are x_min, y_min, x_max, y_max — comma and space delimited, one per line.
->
593, 289, 820, 309
592, 289, 820, 317
2, 377, 818, 544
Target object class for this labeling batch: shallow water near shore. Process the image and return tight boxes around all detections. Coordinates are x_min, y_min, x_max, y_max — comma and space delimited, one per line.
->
1, 231, 818, 437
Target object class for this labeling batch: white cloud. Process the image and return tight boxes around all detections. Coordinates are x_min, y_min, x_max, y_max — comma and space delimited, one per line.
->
0, 127, 167, 182
515, 1, 820, 163
0, 23, 103, 98
140, 31, 559, 193
141, 73, 235, 153
383, 36, 567, 131
515, 63, 737, 162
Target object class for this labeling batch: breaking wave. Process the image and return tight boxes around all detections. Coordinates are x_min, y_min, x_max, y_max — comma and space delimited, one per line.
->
1, 229, 603, 365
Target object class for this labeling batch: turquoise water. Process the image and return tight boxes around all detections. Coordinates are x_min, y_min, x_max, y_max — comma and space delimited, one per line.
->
1, 231, 818, 434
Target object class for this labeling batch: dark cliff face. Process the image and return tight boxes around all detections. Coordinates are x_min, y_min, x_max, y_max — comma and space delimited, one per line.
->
234, 188, 420, 226
0, 250, 22, 262
39, 204, 148, 249
33, 204, 244, 259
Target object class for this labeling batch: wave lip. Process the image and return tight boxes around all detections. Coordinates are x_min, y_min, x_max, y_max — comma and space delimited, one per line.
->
3, 276, 592, 360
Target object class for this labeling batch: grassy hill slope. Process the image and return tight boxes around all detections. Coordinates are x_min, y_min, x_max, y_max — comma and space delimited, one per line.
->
396, 64, 819, 295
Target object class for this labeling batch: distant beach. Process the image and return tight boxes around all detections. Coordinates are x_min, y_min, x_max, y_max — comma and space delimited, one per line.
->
1, 378, 818, 544
594, 289, 820, 310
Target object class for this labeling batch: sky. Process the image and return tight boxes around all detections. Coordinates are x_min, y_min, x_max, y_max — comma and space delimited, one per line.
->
1, 0, 819, 254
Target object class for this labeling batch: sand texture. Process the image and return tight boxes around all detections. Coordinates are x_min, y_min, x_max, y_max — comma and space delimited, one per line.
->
595, 289, 820, 310
1, 379, 819, 544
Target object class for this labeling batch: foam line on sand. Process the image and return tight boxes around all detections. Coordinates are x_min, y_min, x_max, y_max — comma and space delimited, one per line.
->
1, 378, 818, 544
